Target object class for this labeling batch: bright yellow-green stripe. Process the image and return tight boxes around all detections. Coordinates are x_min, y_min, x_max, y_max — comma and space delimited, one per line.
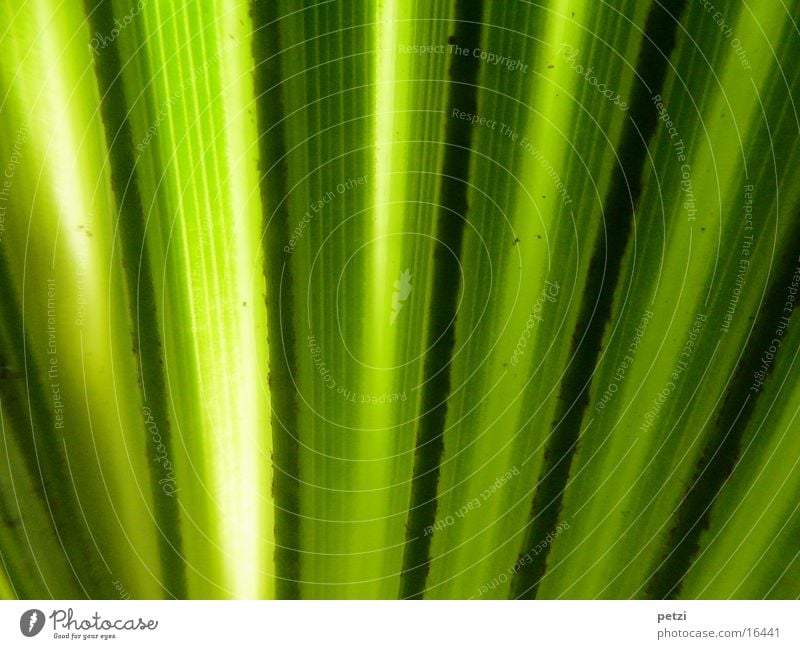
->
116, 0, 273, 597
1, 0, 164, 597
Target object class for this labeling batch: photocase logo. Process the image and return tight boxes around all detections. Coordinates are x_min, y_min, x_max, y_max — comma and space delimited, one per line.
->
20, 609, 45, 637
390, 268, 413, 325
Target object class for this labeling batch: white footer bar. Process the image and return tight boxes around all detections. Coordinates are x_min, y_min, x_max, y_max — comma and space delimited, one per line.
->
1, 600, 795, 648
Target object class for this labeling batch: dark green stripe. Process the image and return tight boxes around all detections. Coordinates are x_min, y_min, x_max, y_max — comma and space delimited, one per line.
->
647, 226, 800, 597
83, 0, 187, 599
400, 0, 485, 600
0, 243, 88, 597
251, 0, 302, 599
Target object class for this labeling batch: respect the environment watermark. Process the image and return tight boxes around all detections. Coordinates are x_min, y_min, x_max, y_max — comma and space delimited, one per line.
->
451, 109, 573, 206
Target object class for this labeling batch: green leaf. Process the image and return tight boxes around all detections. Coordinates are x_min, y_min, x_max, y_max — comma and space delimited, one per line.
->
537, 0, 800, 598
109, 0, 275, 597
423, 0, 656, 599
0, 0, 166, 598
1, 0, 799, 601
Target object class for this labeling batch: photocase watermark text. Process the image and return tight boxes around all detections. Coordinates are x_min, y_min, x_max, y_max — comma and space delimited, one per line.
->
510, 281, 560, 366
558, 44, 629, 111
143, 406, 179, 497
89, 1, 145, 54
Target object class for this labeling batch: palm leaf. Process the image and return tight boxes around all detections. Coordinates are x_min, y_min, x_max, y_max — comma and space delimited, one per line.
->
0, 0, 798, 600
